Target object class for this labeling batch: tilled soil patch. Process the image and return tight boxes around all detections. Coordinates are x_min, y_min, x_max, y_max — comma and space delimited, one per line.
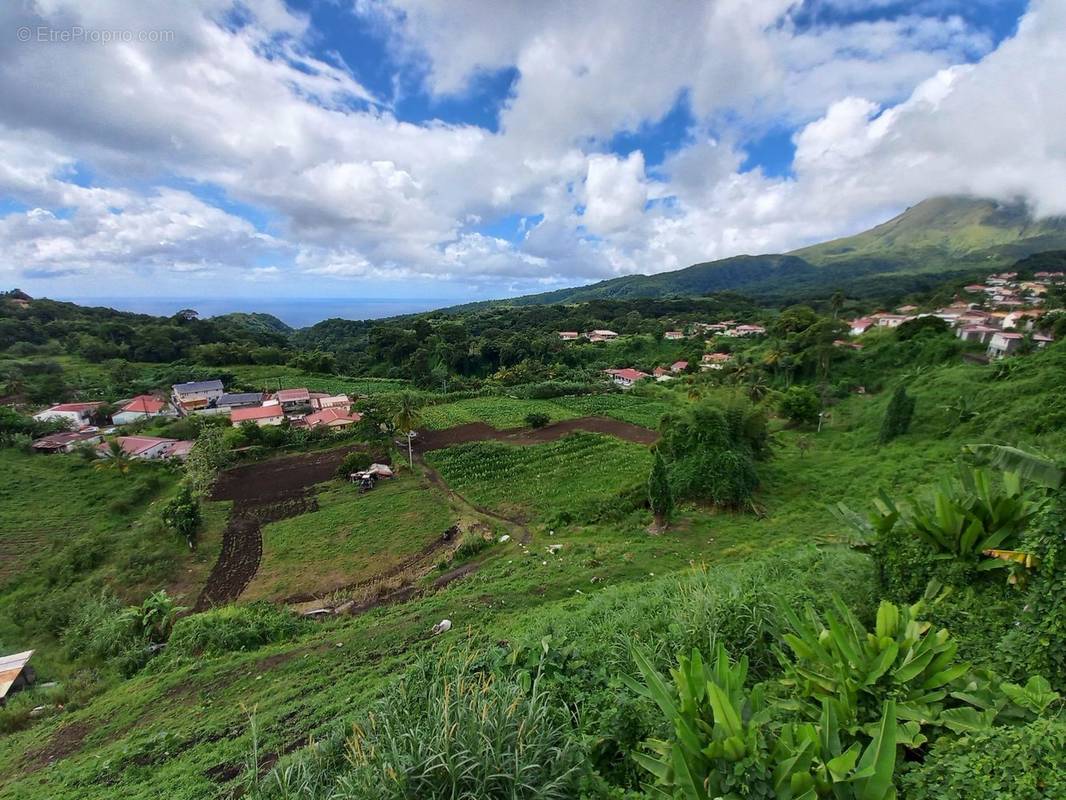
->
413, 415, 658, 452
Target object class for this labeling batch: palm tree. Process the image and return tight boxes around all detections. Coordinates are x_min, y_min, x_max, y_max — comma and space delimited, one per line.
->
95, 439, 133, 475
393, 392, 423, 469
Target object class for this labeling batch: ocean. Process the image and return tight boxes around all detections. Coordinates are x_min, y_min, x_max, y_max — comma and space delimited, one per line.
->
54, 297, 452, 328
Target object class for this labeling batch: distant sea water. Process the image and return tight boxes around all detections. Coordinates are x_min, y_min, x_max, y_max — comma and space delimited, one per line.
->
55, 297, 450, 328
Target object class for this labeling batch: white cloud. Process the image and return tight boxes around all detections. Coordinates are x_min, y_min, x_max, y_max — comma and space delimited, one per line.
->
0, 0, 1062, 297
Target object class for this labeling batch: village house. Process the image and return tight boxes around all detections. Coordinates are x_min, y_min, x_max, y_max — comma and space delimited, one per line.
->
604, 368, 648, 387
311, 393, 351, 410
701, 352, 732, 370
586, 329, 619, 342
275, 388, 312, 410
670, 360, 688, 373
231, 405, 286, 426
172, 379, 224, 411
32, 401, 104, 427
100, 436, 182, 460
874, 314, 912, 329
112, 395, 175, 426
304, 407, 363, 429
849, 317, 875, 336
653, 367, 674, 381
557, 331, 580, 341
730, 324, 766, 337
963, 283, 987, 294
896, 305, 919, 314
957, 324, 999, 344
214, 392, 264, 413
0, 650, 35, 705
165, 440, 195, 460
987, 331, 1025, 358
663, 330, 685, 340
31, 430, 103, 453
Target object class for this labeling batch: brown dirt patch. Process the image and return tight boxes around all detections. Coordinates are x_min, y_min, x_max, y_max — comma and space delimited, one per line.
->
21, 720, 92, 772
433, 561, 480, 589
414, 416, 658, 452
196, 446, 369, 610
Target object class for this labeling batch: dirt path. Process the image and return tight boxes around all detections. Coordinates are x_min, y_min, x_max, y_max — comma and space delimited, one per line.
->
413, 415, 659, 452
194, 446, 365, 610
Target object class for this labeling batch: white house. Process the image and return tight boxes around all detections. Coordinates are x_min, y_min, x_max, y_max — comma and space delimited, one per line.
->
663, 331, 685, 340
99, 436, 178, 460
604, 368, 648, 387
987, 332, 1024, 358
275, 388, 311, 409
557, 331, 580, 341
32, 402, 104, 427
587, 329, 619, 342
701, 353, 731, 370
849, 318, 874, 336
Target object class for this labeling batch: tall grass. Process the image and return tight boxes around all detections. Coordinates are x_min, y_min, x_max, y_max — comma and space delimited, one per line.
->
250, 655, 582, 800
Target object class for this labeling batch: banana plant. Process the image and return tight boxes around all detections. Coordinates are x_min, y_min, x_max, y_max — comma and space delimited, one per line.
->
903, 465, 1041, 567
776, 591, 979, 743
828, 491, 900, 549
626, 644, 900, 799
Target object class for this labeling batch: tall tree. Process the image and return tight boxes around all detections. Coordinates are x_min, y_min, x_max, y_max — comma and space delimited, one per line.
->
648, 449, 674, 532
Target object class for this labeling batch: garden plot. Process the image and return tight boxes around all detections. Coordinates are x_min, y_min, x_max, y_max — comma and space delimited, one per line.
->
419, 397, 579, 430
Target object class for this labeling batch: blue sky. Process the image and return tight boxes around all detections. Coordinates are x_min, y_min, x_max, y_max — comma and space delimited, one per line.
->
0, 0, 1059, 309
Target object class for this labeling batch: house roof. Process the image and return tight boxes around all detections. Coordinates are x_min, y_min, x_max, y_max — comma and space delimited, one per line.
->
231, 405, 286, 422
42, 402, 104, 413
120, 395, 166, 414
165, 440, 195, 458
105, 436, 177, 456
314, 394, 350, 407
276, 388, 311, 403
172, 379, 223, 394
589, 329, 618, 336
305, 407, 362, 427
671, 361, 688, 370
32, 431, 100, 449
702, 352, 731, 362
0, 650, 33, 701
607, 368, 648, 381
217, 392, 264, 407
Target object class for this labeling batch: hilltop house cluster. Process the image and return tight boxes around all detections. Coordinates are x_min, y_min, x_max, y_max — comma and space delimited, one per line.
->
847, 271, 1060, 358
29, 379, 360, 458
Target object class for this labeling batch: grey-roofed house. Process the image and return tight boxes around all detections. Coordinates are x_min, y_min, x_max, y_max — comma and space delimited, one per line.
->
216, 392, 264, 411
172, 380, 224, 407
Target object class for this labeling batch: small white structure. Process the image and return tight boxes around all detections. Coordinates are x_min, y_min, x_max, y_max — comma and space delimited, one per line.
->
987, 331, 1024, 358
172, 380, 224, 408
99, 436, 178, 460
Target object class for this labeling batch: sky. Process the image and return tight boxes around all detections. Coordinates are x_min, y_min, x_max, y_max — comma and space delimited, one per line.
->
0, 0, 1061, 306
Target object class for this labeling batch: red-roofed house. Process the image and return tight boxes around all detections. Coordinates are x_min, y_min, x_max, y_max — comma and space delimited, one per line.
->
31, 430, 103, 453
849, 318, 874, 336
670, 360, 688, 373
305, 407, 363, 429
100, 436, 178, 460
32, 402, 104, 427
113, 395, 175, 426
957, 324, 999, 344
987, 332, 1024, 358
231, 405, 285, 426
275, 388, 311, 409
605, 368, 649, 387
164, 440, 195, 460
701, 353, 732, 370
557, 331, 580, 341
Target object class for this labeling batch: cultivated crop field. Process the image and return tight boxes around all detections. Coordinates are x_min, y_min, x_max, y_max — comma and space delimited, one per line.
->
425, 432, 653, 522
243, 476, 456, 601
552, 393, 675, 428
219, 365, 410, 396
418, 397, 579, 430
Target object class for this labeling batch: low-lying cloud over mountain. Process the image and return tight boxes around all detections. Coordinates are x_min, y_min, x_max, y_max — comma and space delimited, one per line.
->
0, 0, 1061, 300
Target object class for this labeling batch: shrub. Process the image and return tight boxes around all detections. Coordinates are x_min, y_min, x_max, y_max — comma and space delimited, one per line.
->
335, 450, 373, 479
525, 411, 551, 428
165, 602, 306, 658
778, 385, 820, 426
878, 384, 915, 443
161, 482, 202, 548
647, 449, 673, 529
898, 718, 1066, 800
63, 593, 150, 676
454, 530, 491, 560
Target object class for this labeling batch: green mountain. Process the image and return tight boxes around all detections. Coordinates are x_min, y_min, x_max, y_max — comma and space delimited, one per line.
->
476, 196, 1066, 308
211, 311, 292, 335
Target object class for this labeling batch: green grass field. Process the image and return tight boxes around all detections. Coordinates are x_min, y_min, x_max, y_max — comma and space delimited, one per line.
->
419, 392, 675, 431
243, 476, 456, 601
552, 392, 675, 428
2, 345, 1066, 799
426, 432, 654, 522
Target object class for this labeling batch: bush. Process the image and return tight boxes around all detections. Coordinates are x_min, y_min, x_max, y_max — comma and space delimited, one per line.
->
63, 593, 150, 676
161, 482, 202, 548
898, 718, 1066, 800
454, 530, 491, 561
778, 385, 820, 426
335, 450, 373, 479
879, 384, 915, 443
165, 602, 306, 658
524, 411, 551, 428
